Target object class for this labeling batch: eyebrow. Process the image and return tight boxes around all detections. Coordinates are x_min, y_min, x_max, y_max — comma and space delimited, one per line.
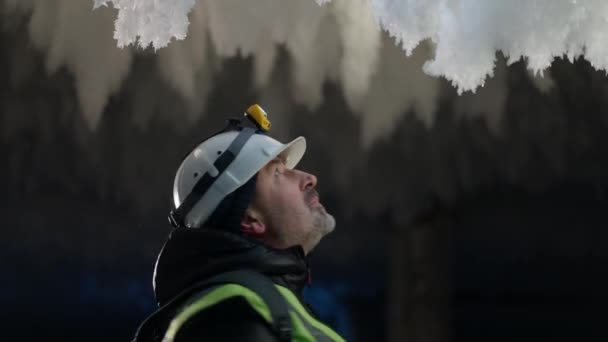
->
265, 157, 286, 172
270, 156, 287, 165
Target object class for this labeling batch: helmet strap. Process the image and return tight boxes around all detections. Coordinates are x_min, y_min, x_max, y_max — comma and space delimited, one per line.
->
169, 126, 256, 228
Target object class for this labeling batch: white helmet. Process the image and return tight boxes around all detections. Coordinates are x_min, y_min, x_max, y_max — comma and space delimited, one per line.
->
169, 105, 306, 228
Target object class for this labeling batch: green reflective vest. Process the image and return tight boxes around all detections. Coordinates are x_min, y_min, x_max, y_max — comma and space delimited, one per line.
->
162, 283, 346, 342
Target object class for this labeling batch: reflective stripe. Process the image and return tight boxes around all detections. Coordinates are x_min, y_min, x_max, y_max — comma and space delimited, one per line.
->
162, 284, 272, 342
292, 309, 335, 341
277, 286, 346, 342
289, 311, 317, 341
163, 283, 346, 342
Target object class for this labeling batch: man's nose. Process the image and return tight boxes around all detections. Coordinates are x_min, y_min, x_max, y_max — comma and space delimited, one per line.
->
299, 170, 318, 191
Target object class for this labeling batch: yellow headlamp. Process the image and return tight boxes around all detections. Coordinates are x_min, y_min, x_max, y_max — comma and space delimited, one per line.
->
245, 104, 272, 132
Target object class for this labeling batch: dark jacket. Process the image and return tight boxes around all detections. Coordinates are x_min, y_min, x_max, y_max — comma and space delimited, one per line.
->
133, 227, 312, 342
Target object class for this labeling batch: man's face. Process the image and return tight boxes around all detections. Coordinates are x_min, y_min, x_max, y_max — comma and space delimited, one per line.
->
248, 156, 336, 254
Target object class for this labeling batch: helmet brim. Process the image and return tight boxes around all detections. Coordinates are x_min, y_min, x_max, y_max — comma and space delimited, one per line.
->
273, 136, 306, 169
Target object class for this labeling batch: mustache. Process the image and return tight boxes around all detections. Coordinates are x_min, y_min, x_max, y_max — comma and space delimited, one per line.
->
304, 188, 319, 206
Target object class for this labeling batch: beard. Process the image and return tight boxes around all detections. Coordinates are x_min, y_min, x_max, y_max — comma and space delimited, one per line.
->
264, 188, 337, 253
312, 205, 336, 235
304, 188, 336, 234
301, 201, 336, 254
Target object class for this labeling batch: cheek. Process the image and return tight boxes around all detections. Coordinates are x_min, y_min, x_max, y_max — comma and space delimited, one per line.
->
258, 177, 307, 215
268, 187, 307, 219
267, 179, 301, 204
282, 185, 306, 209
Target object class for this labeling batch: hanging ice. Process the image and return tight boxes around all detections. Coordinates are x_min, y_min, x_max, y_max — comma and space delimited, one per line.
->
93, 0, 196, 49
95, 0, 608, 93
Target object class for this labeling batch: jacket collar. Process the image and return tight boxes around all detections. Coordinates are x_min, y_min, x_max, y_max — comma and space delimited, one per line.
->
153, 227, 310, 306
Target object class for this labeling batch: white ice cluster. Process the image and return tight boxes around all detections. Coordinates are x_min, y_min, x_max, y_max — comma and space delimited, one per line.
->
365, 0, 608, 94
93, 0, 196, 49
100, 0, 608, 94
4, 0, 600, 144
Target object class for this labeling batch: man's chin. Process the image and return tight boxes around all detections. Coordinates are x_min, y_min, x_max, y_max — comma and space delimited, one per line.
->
305, 215, 336, 254
321, 212, 336, 234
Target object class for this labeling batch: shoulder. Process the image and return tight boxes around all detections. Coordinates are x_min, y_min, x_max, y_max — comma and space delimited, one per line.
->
171, 291, 279, 342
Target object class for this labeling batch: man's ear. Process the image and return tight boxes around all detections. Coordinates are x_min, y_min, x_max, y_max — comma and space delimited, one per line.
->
241, 208, 266, 236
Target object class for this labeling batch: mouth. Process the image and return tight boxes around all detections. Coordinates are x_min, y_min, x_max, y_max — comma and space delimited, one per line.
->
309, 195, 320, 207
307, 189, 322, 208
